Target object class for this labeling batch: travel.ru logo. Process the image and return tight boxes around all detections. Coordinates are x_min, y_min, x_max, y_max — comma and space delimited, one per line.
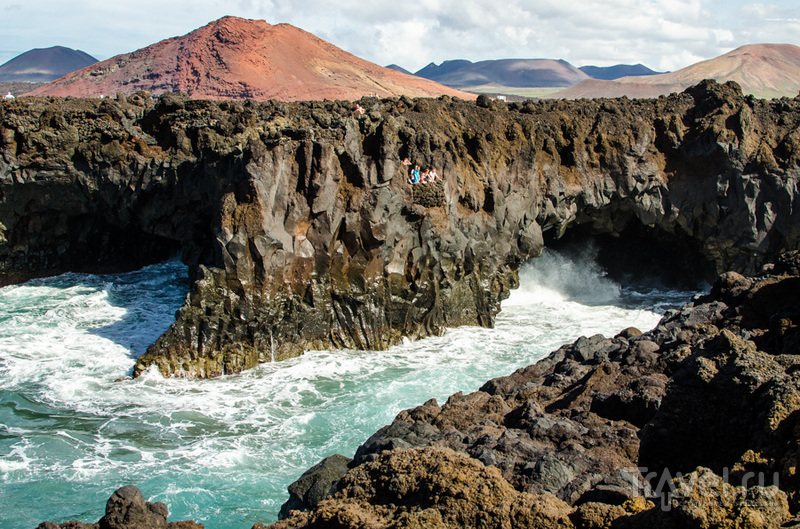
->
625, 467, 781, 511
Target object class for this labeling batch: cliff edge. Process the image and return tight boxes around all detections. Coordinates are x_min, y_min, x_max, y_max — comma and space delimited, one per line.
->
1, 81, 800, 378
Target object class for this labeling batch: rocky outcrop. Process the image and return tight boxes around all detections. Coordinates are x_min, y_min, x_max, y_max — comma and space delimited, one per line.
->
264, 447, 576, 529
271, 252, 800, 528
37, 485, 203, 529
2, 80, 800, 378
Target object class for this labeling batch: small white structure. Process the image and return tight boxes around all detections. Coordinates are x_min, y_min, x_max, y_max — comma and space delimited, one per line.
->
496, 95, 507, 102
3, 92, 14, 100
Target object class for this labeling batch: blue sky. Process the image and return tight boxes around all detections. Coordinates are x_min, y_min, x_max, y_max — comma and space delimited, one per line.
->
1, 0, 799, 72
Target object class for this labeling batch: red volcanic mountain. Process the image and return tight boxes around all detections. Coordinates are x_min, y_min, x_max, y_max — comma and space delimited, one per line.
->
30, 16, 472, 101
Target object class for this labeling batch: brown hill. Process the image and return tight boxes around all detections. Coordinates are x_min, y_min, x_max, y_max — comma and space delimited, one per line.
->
555, 44, 800, 99
29, 16, 473, 101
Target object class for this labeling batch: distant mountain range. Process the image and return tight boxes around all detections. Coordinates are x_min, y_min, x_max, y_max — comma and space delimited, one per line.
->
413, 59, 590, 88
0, 46, 97, 83
409, 59, 662, 88
5, 20, 800, 101
554, 44, 800, 99
27, 17, 471, 101
397, 45, 800, 99
577, 64, 663, 80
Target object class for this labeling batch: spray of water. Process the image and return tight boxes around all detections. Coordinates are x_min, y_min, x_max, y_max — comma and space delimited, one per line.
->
0, 251, 697, 529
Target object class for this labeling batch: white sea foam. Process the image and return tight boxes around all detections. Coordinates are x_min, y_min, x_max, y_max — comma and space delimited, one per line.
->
0, 253, 699, 529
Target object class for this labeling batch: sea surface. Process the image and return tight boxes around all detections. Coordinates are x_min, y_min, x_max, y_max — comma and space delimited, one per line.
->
0, 250, 697, 529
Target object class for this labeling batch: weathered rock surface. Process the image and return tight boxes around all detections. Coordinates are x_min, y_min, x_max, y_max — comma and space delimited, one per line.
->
278, 454, 354, 520
271, 252, 800, 528
266, 446, 575, 529
37, 485, 203, 529
2, 80, 800, 378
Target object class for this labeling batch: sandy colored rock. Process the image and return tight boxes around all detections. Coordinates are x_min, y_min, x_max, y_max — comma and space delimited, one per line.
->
660, 468, 790, 528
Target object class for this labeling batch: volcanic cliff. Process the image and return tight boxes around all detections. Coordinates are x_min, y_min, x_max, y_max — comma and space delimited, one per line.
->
1, 81, 800, 381
262, 251, 800, 528
28, 16, 472, 102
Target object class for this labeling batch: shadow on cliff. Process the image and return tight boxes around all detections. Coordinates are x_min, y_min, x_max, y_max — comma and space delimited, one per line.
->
83, 257, 191, 365
544, 224, 716, 292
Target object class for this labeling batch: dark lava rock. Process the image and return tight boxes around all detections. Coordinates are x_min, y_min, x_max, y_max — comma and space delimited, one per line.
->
3, 80, 800, 379
278, 454, 352, 519
37, 486, 203, 529
99, 485, 168, 529
264, 253, 800, 528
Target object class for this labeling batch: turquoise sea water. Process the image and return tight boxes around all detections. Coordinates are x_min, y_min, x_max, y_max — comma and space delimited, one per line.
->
0, 251, 695, 529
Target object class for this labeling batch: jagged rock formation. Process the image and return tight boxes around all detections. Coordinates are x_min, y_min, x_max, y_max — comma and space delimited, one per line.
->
1, 80, 800, 378
270, 252, 800, 528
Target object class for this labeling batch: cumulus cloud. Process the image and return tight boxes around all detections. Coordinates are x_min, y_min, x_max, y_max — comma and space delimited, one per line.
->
0, 0, 797, 73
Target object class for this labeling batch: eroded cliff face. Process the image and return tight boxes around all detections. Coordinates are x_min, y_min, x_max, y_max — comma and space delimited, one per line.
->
1, 81, 799, 378
268, 253, 800, 529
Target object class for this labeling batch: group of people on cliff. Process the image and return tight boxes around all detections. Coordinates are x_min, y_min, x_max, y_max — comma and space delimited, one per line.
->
403, 158, 440, 184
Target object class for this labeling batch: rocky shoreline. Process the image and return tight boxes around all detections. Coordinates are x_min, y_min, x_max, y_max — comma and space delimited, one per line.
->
2, 81, 799, 379
4, 81, 800, 526
38, 253, 800, 528
257, 251, 800, 528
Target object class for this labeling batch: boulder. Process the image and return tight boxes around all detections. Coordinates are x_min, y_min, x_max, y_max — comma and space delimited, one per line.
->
37, 486, 203, 529
278, 454, 352, 519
